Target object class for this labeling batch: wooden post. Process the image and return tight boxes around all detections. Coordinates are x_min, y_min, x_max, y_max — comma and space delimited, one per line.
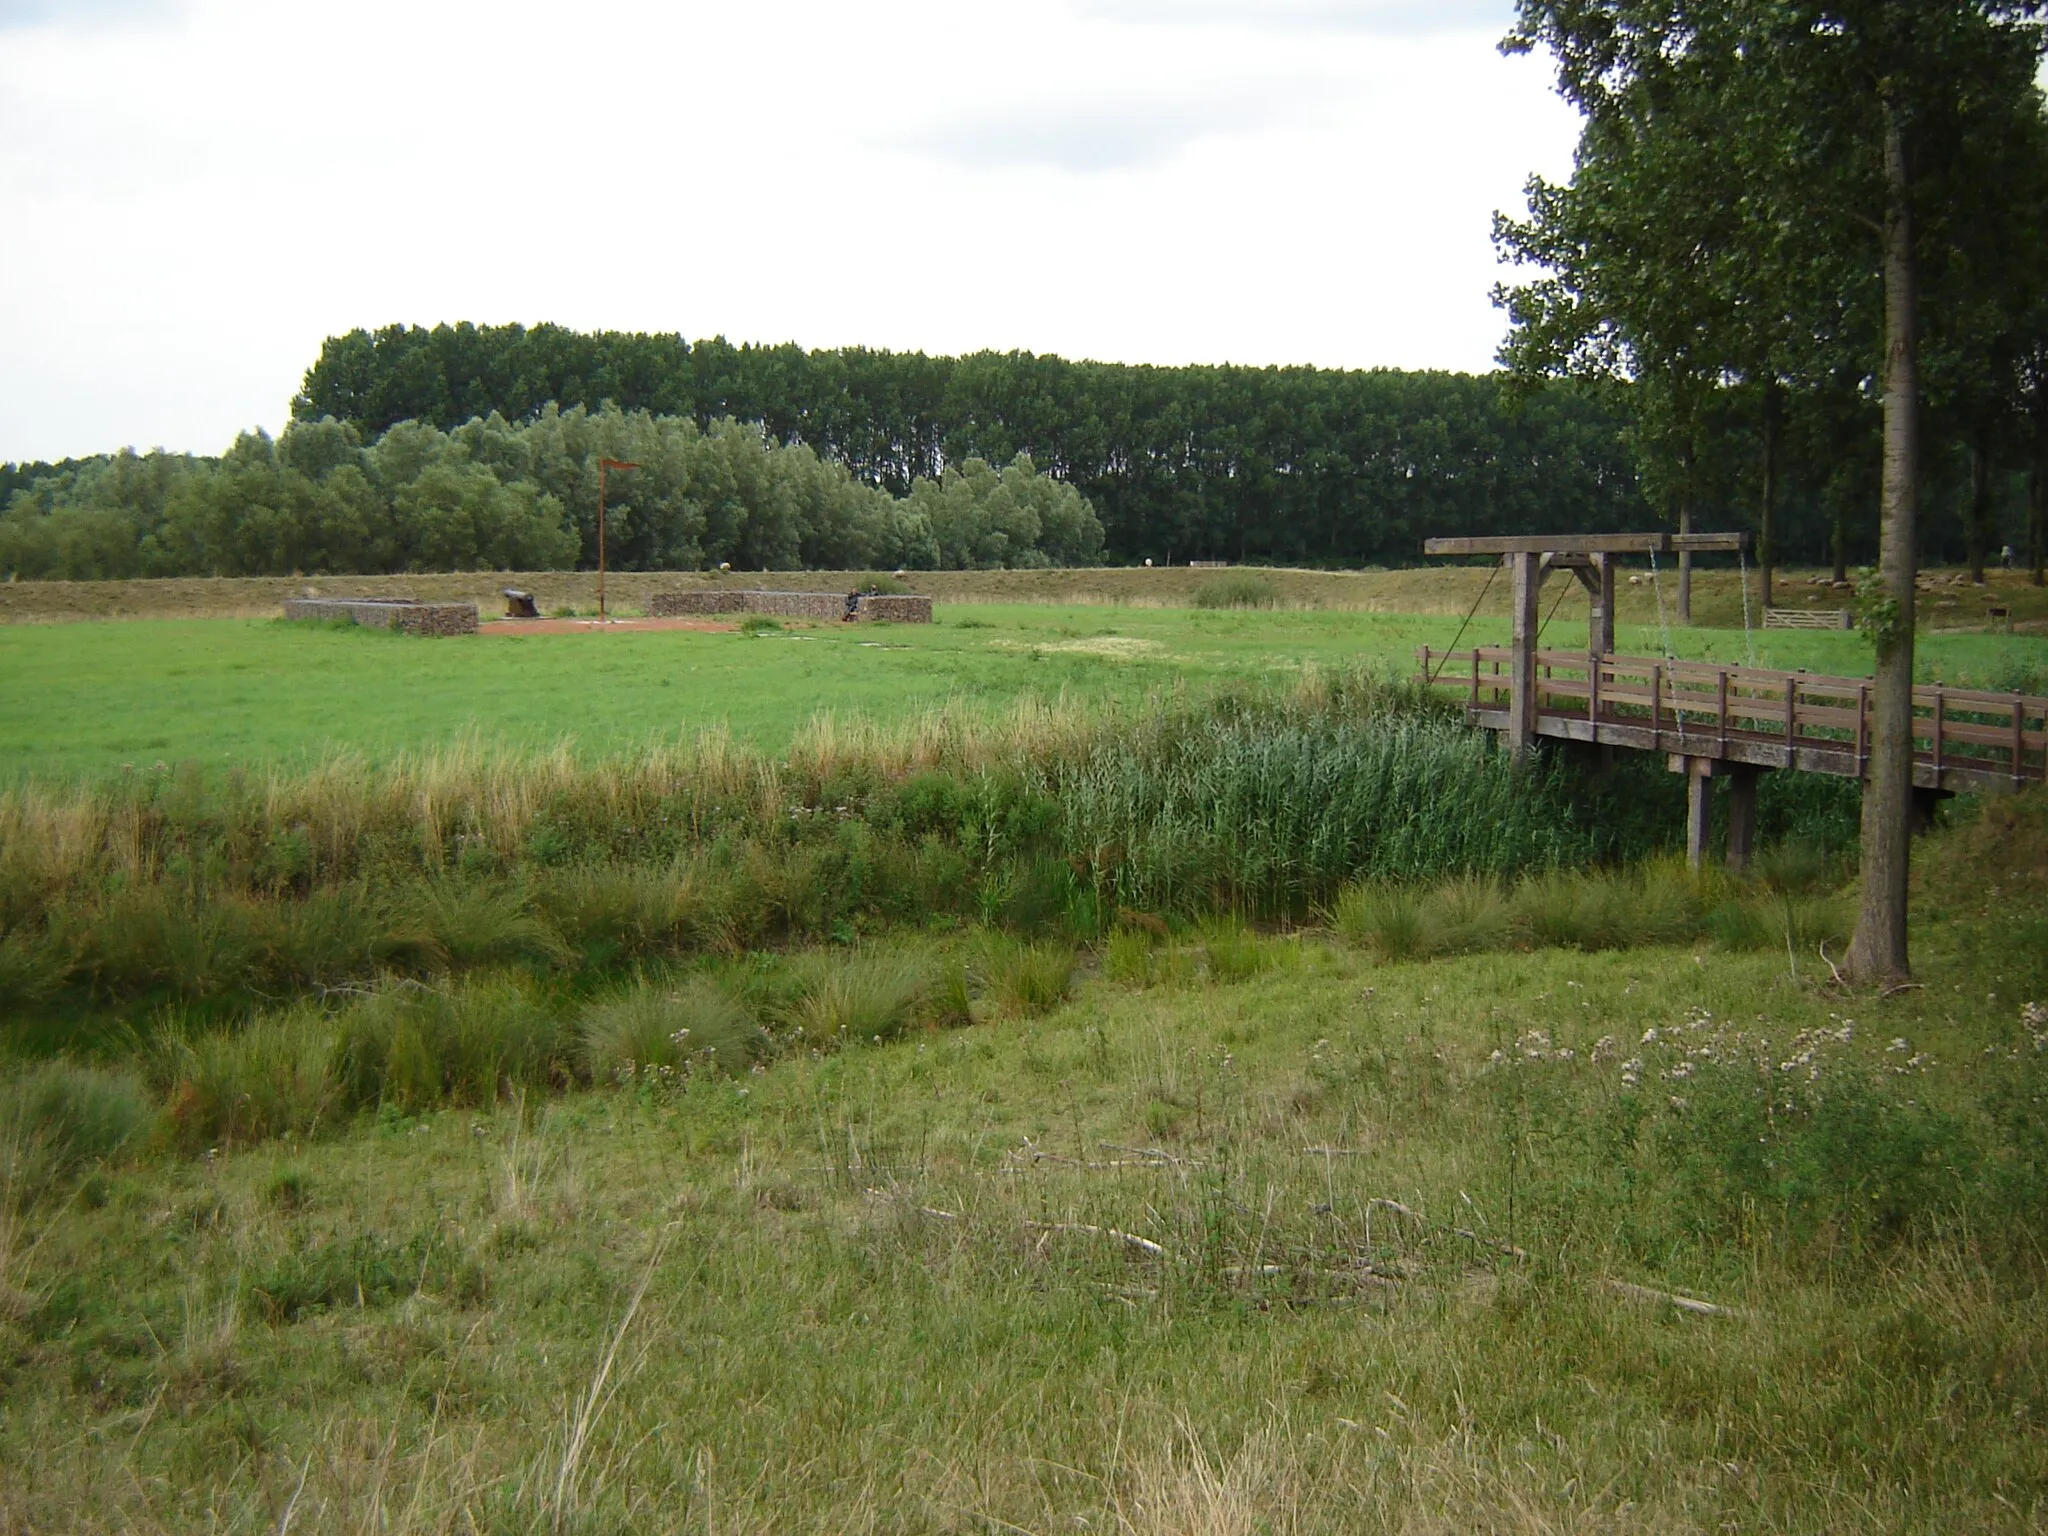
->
1725, 765, 1759, 876
1589, 552, 1616, 659
1932, 684, 1945, 780
1856, 682, 1869, 777
1509, 552, 1541, 759
1685, 759, 1713, 870
2015, 692, 2028, 790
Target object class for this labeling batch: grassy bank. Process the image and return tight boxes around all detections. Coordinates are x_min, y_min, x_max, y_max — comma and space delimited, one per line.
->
0, 673, 1864, 1042
1, 789, 2043, 1531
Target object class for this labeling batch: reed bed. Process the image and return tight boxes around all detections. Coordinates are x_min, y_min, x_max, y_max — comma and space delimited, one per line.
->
0, 673, 1666, 1027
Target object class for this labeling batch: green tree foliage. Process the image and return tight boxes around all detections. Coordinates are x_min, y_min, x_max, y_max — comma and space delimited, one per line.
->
909, 453, 1103, 569
1498, 0, 2048, 984
0, 406, 1094, 579
286, 325, 1652, 567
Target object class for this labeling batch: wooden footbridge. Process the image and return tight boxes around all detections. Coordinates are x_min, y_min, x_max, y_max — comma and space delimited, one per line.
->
1415, 534, 2047, 870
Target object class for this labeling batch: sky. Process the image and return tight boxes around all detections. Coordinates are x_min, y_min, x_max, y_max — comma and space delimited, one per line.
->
0, 0, 1582, 463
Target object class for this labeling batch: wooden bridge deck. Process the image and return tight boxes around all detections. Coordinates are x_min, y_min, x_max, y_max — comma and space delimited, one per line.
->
1418, 647, 2047, 795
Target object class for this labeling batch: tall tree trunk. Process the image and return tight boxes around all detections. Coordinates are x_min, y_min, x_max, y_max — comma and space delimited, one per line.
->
1832, 489, 1851, 582
2033, 463, 2046, 587
1678, 437, 1694, 623
1846, 106, 1919, 987
1759, 378, 1781, 608
1967, 431, 1992, 585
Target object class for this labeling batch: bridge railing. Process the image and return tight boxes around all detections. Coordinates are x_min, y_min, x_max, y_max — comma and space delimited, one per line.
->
1416, 647, 2047, 788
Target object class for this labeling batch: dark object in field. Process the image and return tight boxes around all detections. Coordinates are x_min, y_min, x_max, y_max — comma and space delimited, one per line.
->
649, 589, 933, 624
503, 589, 538, 619
282, 597, 479, 636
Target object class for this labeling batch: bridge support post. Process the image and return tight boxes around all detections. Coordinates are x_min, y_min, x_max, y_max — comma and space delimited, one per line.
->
1683, 759, 1713, 870
1724, 765, 1760, 876
1509, 552, 1541, 759
1574, 553, 1616, 660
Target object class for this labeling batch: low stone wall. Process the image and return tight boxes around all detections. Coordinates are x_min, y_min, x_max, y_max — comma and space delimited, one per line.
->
853, 594, 933, 623
647, 591, 747, 616
648, 589, 932, 623
283, 598, 479, 636
741, 591, 854, 622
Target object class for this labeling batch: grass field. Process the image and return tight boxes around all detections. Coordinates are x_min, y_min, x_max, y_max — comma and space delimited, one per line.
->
4, 595, 2044, 782
4, 807, 2046, 1532
3, 571, 2046, 1531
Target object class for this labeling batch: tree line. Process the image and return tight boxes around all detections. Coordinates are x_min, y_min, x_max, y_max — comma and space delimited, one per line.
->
12, 322, 2039, 580
284, 327, 1666, 567
0, 407, 1103, 581
292, 323, 2039, 572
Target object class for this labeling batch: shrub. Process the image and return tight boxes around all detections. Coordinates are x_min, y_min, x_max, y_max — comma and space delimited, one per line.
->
738, 616, 784, 636
1193, 574, 1278, 610
580, 978, 761, 1083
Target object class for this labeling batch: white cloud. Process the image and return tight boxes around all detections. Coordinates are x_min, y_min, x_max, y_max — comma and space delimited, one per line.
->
0, 0, 183, 28
904, 81, 1332, 172
1077, 0, 1512, 35
0, 0, 1579, 461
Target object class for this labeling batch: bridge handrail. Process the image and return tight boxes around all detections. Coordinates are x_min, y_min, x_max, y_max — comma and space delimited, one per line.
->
1420, 646, 2048, 716
1414, 645, 2046, 787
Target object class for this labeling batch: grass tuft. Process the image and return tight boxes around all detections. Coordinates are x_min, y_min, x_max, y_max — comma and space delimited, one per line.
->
979, 936, 1076, 1017
579, 977, 761, 1082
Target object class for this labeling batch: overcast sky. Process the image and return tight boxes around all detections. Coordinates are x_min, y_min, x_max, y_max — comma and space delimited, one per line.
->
0, 0, 1580, 462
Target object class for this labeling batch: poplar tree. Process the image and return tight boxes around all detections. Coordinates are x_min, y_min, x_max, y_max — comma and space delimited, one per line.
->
1501, 0, 2048, 984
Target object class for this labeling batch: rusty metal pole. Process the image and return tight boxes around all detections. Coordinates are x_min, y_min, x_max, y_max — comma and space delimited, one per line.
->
596, 458, 642, 621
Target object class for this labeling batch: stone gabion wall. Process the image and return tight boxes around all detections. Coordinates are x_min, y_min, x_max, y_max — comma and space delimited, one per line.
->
283, 598, 479, 636
742, 591, 856, 621
647, 591, 748, 616
853, 594, 933, 623
648, 589, 932, 623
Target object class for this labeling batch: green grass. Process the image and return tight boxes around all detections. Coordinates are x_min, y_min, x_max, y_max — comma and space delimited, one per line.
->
3, 820, 2045, 1530
1, 582, 2043, 1529
4, 600, 2041, 782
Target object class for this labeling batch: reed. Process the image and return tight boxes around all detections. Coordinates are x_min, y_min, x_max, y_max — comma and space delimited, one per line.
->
0, 670, 1814, 1034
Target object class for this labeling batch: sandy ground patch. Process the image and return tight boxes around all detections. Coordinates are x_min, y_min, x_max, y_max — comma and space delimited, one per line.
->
484, 616, 742, 636
990, 635, 1163, 659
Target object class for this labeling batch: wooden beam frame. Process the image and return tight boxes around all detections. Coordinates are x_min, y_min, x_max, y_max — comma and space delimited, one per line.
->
1423, 533, 1750, 558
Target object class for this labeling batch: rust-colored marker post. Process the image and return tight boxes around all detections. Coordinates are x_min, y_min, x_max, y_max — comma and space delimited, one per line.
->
596, 458, 643, 620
